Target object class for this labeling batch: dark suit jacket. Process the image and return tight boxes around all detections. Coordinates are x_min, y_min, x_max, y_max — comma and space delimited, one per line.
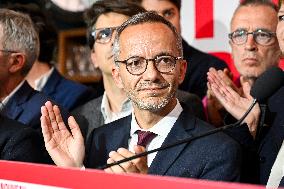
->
259, 85, 284, 185
1, 81, 69, 130
85, 109, 241, 181
0, 115, 48, 163
42, 68, 98, 111
223, 86, 284, 185
73, 90, 206, 141
179, 39, 228, 98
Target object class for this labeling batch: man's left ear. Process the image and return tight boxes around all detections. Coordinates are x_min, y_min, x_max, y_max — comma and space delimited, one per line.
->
8, 53, 25, 73
178, 60, 187, 84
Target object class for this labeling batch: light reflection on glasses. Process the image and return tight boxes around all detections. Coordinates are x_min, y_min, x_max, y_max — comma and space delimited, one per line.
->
91, 27, 118, 44
115, 55, 183, 75
228, 29, 276, 46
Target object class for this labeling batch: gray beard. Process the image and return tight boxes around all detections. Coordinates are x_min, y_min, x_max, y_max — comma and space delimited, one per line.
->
125, 86, 177, 112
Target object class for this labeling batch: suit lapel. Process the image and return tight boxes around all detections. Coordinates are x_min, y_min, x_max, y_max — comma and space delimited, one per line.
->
2, 81, 33, 120
110, 115, 132, 150
149, 110, 196, 175
42, 68, 60, 96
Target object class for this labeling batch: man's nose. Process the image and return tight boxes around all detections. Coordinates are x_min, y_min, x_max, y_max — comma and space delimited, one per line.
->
245, 33, 257, 51
142, 60, 160, 81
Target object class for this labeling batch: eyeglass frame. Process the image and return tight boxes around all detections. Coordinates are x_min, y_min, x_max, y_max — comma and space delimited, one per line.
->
228, 28, 276, 46
91, 26, 119, 44
115, 55, 183, 76
0, 49, 18, 53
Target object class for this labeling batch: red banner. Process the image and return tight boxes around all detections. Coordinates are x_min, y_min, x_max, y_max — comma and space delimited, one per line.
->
0, 160, 267, 189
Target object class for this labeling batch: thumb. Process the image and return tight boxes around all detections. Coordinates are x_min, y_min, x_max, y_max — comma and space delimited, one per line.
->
134, 145, 146, 154
242, 82, 253, 99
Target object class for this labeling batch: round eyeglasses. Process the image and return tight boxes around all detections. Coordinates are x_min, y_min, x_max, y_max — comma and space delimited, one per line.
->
115, 55, 183, 75
91, 27, 118, 44
228, 29, 276, 46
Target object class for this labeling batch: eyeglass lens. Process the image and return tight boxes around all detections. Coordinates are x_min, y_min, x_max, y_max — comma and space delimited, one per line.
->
230, 29, 275, 45
125, 56, 178, 75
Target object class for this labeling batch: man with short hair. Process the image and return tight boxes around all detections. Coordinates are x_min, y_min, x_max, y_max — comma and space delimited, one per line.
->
0, 8, 68, 130
73, 0, 205, 140
41, 12, 241, 181
207, 0, 282, 184
3, 3, 98, 111
131, 0, 228, 99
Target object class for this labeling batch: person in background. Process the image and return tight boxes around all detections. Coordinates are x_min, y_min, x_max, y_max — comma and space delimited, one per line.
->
266, 0, 284, 187
40, 11, 241, 182
207, 0, 282, 184
130, 0, 228, 99
73, 0, 205, 140
3, 3, 98, 111
0, 8, 69, 130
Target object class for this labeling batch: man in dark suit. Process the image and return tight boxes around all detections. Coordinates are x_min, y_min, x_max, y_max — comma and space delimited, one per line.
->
41, 11, 241, 181
4, 3, 98, 111
73, 0, 205, 141
131, 0, 228, 99
0, 9, 69, 130
206, 0, 283, 184
0, 115, 48, 163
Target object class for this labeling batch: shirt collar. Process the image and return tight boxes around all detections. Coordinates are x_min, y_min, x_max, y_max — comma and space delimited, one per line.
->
101, 92, 132, 122
130, 99, 183, 137
34, 67, 54, 91
1, 80, 25, 107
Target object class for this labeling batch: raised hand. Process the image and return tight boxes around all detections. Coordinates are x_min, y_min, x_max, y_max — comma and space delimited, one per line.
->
208, 71, 260, 138
104, 145, 148, 174
206, 68, 237, 126
40, 101, 85, 167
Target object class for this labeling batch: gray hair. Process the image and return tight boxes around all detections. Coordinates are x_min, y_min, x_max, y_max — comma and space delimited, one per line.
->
113, 11, 183, 66
0, 8, 39, 76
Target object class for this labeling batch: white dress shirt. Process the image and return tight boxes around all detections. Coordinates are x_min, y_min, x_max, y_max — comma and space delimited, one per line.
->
267, 140, 284, 189
128, 99, 183, 166
34, 67, 54, 91
101, 92, 132, 124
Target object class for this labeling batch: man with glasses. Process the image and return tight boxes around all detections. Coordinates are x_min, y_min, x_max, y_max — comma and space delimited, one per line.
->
130, 0, 228, 99
73, 0, 205, 141
207, 0, 281, 184
41, 12, 241, 181
72, 0, 146, 140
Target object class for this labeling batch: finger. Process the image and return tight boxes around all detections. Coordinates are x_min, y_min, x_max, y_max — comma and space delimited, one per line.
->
40, 106, 51, 143
133, 145, 148, 174
45, 101, 59, 131
41, 105, 53, 134
223, 68, 233, 79
110, 149, 139, 173
68, 116, 83, 140
211, 83, 229, 105
53, 105, 64, 127
242, 82, 253, 99
104, 158, 114, 173
107, 152, 126, 173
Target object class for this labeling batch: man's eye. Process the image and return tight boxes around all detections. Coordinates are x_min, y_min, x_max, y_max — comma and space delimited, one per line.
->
162, 9, 174, 19
233, 31, 246, 38
97, 30, 110, 40
127, 59, 142, 67
279, 15, 284, 21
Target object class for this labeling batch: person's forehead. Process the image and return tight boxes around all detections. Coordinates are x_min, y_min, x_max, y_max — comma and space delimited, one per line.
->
95, 12, 129, 29
119, 23, 177, 56
231, 5, 277, 31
